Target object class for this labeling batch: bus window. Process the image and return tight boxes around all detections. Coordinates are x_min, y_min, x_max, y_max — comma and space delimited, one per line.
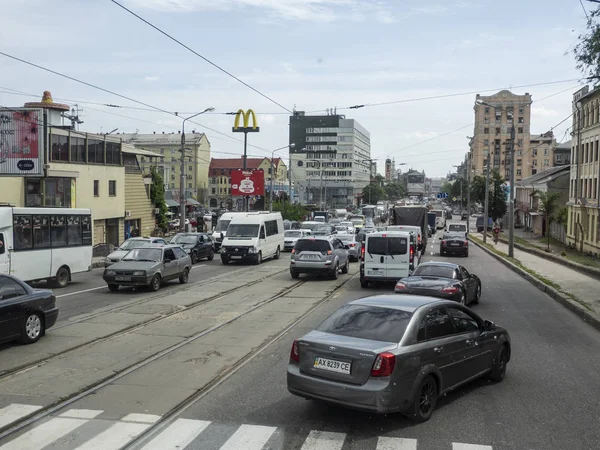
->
13, 215, 32, 250
0, 233, 5, 255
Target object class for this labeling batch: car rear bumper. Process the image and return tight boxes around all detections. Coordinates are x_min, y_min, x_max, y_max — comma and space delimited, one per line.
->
44, 307, 59, 330
291, 261, 335, 273
441, 246, 468, 254
103, 275, 152, 287
287, 364, 409, 414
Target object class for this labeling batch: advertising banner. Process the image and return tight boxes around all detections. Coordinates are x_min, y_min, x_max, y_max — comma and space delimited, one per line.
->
231, 169, 265, 196
0, 108, 43, 176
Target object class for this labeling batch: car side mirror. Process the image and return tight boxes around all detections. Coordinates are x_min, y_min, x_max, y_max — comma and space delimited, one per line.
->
483, 320, 496, 332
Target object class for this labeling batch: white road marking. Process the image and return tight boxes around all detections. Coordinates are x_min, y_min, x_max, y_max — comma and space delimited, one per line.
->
377, 436, 418, 450
219, 424, 276, 450
0, 404, 42, 429
59, 409, 104, 420
0, 412, 102, 450
120, 413, 161, 424
301, 430, 346, 450
191, 264, 206, 270
452, 444, 493, 450
74, 421, 152, 450
141, 418, 211, 450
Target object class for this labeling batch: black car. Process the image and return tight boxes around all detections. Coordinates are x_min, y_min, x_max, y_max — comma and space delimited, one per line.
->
439, 232, 469, 256
170, 233, 215, 264
394, 262, 481, 306
461, 211, 468, 220
0, 274, 59, 344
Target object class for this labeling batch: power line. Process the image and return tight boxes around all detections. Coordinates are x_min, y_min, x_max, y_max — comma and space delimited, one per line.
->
580, 0, 590, 19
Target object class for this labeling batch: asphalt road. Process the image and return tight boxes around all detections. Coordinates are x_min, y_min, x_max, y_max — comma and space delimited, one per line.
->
165, 225, 600, 450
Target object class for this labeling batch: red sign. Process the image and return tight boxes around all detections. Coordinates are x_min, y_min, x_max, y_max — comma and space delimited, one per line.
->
0, 108, 43, 176
231, 169, 265, 196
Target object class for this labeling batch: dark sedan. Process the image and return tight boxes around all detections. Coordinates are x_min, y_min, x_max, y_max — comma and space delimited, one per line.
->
394, 261, 481, 306
287, 295, 510, 422
170, 232, 215, 264
439, 232, 469, 256
0, 274, 59, 345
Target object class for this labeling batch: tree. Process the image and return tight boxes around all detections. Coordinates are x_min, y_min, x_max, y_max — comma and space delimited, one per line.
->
440, 181, 454, 197
469, 175, 486, 206
273, 200, 306, 221
449, 178, 467, 203
362, 183, 386, 204
536, 191, 561, 252
573, 6, 600, 79
489, 171, 507, 222
149, 167, 168, 231
384, 182, 407, 202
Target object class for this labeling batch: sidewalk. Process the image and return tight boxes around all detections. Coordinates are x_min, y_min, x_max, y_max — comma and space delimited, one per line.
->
470, 231, 600, 330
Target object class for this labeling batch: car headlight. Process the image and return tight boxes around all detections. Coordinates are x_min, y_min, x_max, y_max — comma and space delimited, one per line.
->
105, 257, 111, 262
248, 247, 256, 253
133, 270, 146, 276
105, 270, 116, 276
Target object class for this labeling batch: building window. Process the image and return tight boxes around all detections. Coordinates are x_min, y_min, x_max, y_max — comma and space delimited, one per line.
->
44, 178, 72, 207
88, 139, 105, 164
518, 127, 524, 133
517, 169, 522, 176
106, 142, 121, 165
544, 159, 549, 166
94, 180, 99, 197
484, 128, 490, 134
484, 107, 490, 114
25, 179, 42, 206
518, 117, 524, 124
211, 188, 216, 194
109, 180, 117, 197
495, 128, 501, 135
484, 117, 490, 124
71, 137, 86, 162
51, 134, 69, 162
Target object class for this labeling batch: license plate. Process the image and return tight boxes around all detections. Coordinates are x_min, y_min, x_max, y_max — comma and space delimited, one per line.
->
367, 269, 381, 275
115, 276, 131, 281
450, 243, 459, 246
231, 256, 242, 259
302, 255, 319, 259
314, 357, 351, 374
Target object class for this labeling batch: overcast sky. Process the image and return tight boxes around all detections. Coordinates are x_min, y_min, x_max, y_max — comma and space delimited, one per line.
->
0, 0, 591, 177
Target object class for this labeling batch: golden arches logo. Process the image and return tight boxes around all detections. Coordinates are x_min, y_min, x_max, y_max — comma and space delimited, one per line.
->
232, 109, 260, 133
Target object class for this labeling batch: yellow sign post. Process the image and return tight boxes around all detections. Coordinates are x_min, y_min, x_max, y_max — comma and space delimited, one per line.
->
232, 109, 260, 211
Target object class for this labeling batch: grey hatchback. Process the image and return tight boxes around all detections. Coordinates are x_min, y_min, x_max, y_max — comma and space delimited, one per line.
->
290, 236, 350, 280
103, 245, 192, 292
287, 295, 510, 422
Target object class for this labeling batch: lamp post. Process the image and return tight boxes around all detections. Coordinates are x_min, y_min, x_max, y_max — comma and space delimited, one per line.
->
270, 143, 296, 212
179, 107, 215, 232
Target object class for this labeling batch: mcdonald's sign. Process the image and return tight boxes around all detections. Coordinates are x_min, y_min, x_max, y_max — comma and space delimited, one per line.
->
232, 109, 260, 133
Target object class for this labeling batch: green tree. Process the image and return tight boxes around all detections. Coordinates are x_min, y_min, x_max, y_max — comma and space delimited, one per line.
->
489, 171, 507, 222
449, 178, 467, 203
440, 181, 454, 197
469, 175, 486, 206
573, 6, 600, 79
536, 191, 562, 252
384, 182, 407, 202
362, 183, 386, 204
149, 167, 168, 231
273, 201, 306, 221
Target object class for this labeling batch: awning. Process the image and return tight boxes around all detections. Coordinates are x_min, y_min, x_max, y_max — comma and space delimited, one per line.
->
185, 198, 200, 206
121, 144, 162, 158
165, 199, 179, 207
528, 212, 543, 216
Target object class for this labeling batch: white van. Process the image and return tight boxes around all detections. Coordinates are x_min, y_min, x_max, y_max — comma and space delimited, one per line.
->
431, 209, 447, 229
387, 225, 423, 251
210, 212, 247, 251
446, 222, 468, 237
220, 212, 284, 265
360, 231, 412, 288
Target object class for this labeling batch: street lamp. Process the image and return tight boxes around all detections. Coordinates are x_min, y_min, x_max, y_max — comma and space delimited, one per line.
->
179, 107, 215, 231
270, 143, 296, 212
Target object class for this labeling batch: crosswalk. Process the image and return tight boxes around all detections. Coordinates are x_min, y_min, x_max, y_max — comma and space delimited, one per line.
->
0, 403, 495, 450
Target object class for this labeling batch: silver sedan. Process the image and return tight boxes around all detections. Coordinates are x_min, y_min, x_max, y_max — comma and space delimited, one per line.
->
287, 295, 510, 422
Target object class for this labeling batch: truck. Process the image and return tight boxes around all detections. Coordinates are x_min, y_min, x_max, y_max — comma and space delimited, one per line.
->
313, 211, 329, 223
427, 212, 437, 236
390, 206, 428, 251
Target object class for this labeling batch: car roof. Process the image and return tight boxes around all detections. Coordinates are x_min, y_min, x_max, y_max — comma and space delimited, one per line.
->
297, 236, 330, 241
350, 294, 446, 312
417, 261, 460, 269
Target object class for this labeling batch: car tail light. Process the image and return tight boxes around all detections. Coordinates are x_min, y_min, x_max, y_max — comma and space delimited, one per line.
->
350, 243, 356, 247
464, 240, 468, 246
327, 250, 332, 255
361, 246, 365, 260
441, 285, 459, 294
442, 240, 446, 245
371, 352, 396, 377
291, 249, 295, 254
395, 281, 407, 290
290, 339, 300, 363
410, 246, 414, 263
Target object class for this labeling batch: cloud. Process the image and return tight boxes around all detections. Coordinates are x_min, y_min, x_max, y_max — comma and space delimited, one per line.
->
144, 76, 160, 81
531, 107, 560, 118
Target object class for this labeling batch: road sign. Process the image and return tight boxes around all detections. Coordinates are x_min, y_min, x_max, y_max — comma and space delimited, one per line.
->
436, 192, 449, 199
452, 197, 457, 201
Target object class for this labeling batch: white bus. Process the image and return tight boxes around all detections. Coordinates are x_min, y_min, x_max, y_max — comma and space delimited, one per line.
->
0, 206, 93, 287
431, 209, 447, 230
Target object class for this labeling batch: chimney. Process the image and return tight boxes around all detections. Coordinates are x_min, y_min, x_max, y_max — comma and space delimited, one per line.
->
162, 131, 165, 134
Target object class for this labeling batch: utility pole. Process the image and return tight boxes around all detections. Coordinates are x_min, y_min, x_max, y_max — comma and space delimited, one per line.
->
508, 122, 516, 257
270, 144, 295, 212
466, 153, 471, 234
483, 158, 490, 244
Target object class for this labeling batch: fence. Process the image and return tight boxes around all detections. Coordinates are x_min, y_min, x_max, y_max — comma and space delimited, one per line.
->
549, 221, 567, 244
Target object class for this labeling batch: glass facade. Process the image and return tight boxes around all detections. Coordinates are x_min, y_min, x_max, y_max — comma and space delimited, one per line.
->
25, 177, 75, 208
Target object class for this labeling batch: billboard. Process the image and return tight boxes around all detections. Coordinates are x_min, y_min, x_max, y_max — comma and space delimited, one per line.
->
0, 108, 44, 176
231, 169, 265, 196
408, 174, 425, 184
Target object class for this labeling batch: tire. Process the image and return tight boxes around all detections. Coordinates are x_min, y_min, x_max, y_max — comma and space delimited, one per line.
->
179, 268, 189, 284
221, 258, 229, 265
149, 274, 161, 291
20, 313, 43, 344
330, 264, 339, 280
290, 270, 299, 279
190, 252, 198, 264
54, 267, 70, 288
254, 252, 262, 265
360, 279, 369, 288
473, 283, 481, 304
464, 251, 469, 257
108, 284, 119, 292
488, 345, 509, 382
207, 250, 215, 261
274, 247, 281, 259
408, 375, 438, 423
341, 260, 349, 274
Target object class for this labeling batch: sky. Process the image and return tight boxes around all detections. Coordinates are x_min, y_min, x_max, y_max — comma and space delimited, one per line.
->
0, 0, 593, 177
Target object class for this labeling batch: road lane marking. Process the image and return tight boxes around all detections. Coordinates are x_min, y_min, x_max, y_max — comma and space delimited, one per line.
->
0, 404, 42, 429
120, 413, 161, 424
377, 437, 418, 450
452, 444, 493, 450
301, 430, 346, 450
219, 424, 276, 450
58, 409, 103, 420
0, 412, 102, 450
74, 421, 152, 450
140, 418, 210, 450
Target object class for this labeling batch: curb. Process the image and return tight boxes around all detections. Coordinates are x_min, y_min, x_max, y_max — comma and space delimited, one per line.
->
469, 236, 600, 333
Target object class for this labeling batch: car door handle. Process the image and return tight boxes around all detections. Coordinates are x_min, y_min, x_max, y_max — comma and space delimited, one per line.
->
434, 346, 444, 354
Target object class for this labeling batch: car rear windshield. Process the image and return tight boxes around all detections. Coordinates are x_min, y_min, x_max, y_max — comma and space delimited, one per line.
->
448, 224, 466, 232
316, 304, 412, 343
413, 265, 457, 279
285, 231, 302, 238
367, 237, 407, 255
294, 239, 330, 253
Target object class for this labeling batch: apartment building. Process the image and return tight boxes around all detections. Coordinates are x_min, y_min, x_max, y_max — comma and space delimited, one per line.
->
471, 90, 533, 182
528, 132, 556, 174
288, 111, 371, 207
566, 86, 600, 255
554, 140, 572, 167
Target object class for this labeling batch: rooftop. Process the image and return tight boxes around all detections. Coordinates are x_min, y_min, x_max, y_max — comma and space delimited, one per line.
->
119, 132, 206, 145
516, 165, 570, 187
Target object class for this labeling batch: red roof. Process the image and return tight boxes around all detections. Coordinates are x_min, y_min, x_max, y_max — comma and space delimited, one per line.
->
209, 158, 266, 171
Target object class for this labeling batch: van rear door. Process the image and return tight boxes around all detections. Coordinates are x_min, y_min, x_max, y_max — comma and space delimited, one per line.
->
386, 235, 410, 279
364, 236, 387, 279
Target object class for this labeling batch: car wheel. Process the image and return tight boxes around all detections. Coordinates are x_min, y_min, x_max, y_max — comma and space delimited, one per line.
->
341, 260, 349, 274
20, 313, 43, 344
473, 283, 481, 304
290, 270, 299, 279
149, 274, 161, 291
54, 267, 70, 288
190, 252, 198, 264
330, 264, 339, 279
489, 345, 509, 382
108, 284, 119, 292
409, 375, 438, 423
221, 258, 229, 265
179, 268, 189, 284
360, 278, 369, 288
274, 247, 281, 259
207, 250, 215, 261
254, 251, 262, 265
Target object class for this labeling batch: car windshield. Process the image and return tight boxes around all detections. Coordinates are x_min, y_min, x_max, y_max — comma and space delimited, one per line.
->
350, 218, 363, 224
448, 224, 466, 231
119, 239, 151, 250
227, 224, 259, 238
316, 304, 413, 343
285, 231, 302, 238
122, 248, 162, 262
294, 239, 330, 253
300, 222, 319, 230
340, 222, 353, 227
170, 235, 198, 244
413, 265, 457, 279
215, 220, 231, 232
